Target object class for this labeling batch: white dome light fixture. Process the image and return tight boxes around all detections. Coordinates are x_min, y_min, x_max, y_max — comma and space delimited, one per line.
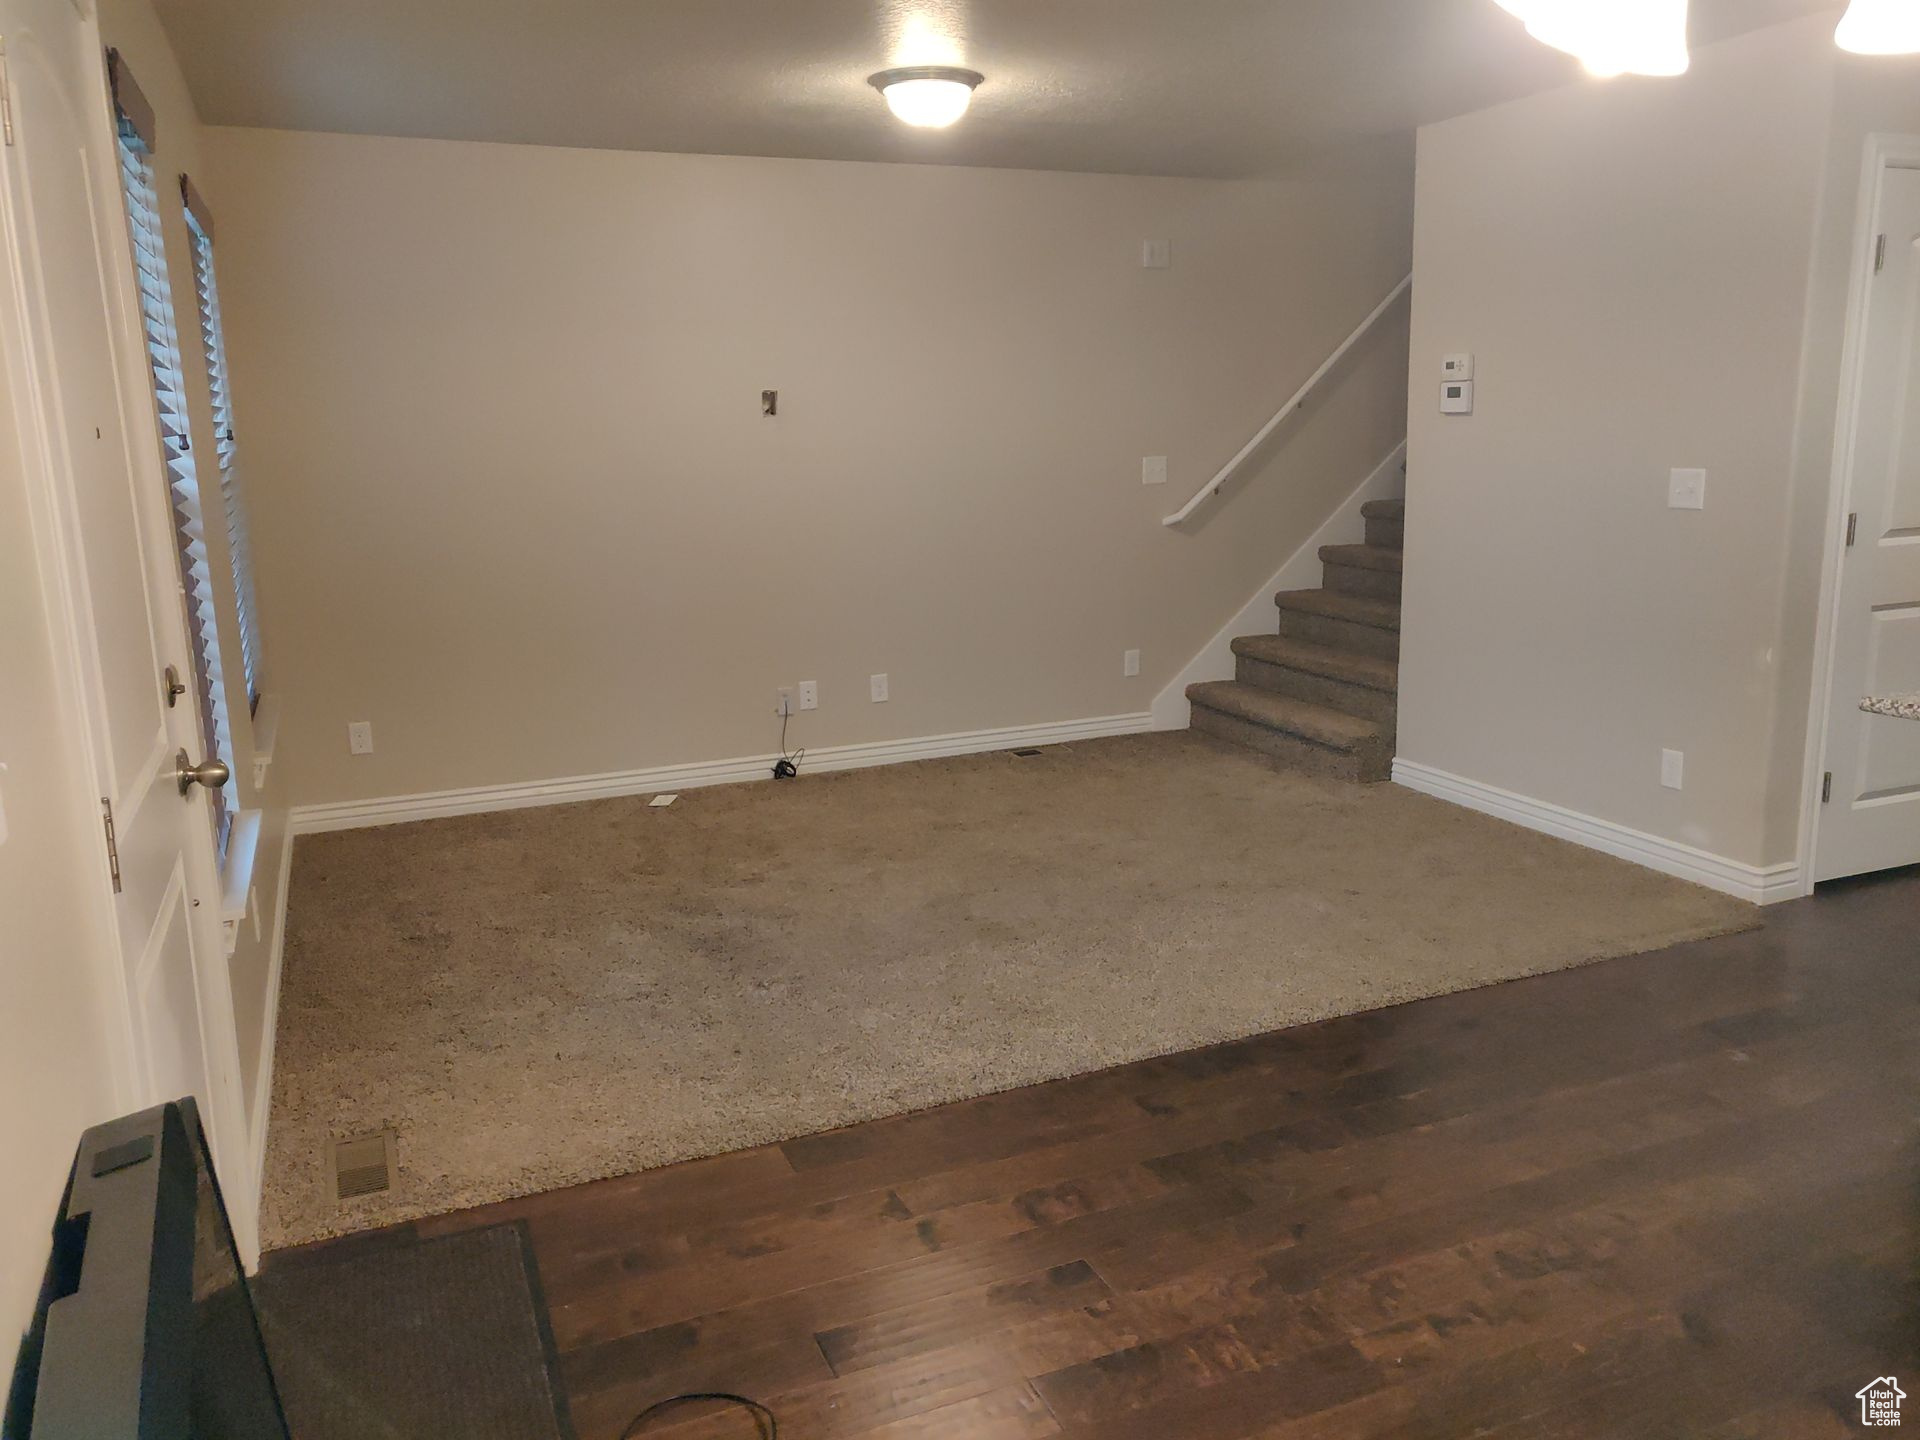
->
868, 66, 984, 128
1837, 0, 1920, 54
1494, 0, 1691, 78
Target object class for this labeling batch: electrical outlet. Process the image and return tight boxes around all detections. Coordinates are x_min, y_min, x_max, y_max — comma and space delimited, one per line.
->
870, 673, 889, 704
775, 688, 795, 717
1668, 468, 1706, 510
1661, 749, 1685, 791
1124, 648, 1141, 677
798, 680, 819, 711
348, 721, 374, 755
1141, 456, 1168, 487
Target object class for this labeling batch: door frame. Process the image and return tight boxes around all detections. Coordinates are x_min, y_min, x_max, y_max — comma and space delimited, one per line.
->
0, 0, 255, 1257
1801, 131, 1920, 893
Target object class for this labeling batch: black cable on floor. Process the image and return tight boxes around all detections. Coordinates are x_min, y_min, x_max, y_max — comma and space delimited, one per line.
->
773, 708, 804, 780
619, 1391, 777, 1438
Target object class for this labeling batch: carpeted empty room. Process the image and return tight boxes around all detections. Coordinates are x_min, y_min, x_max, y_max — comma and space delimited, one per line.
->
21, 2, 1920, 1433
262, 732, 1753, 1248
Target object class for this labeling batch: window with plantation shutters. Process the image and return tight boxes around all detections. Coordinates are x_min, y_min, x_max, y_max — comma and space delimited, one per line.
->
111, 52, 235, 858
182, 178, 265, 715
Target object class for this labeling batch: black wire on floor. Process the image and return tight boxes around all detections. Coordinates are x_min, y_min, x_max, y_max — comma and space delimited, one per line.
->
620, 1390, 778, 1438
773, 707, 804, 780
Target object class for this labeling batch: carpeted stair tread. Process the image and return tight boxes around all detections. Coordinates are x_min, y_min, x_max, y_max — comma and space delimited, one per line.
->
1318, 543, 1403, 573
1185, 681, 1385, 751
1231, 635, 1399, 693
1361, 498, 1405, 521
1273, 588, 1401, 632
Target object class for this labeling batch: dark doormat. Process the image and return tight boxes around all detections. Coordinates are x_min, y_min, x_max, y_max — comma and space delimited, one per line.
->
251, 1223, 573, 1440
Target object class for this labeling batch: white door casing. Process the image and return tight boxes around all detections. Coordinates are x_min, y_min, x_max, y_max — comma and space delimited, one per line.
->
1815, 153, 1920, 884
0, 0, 252, 1249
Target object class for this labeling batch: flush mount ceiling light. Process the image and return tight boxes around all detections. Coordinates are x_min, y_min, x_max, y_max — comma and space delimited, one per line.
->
868, 66, 984, 128
1494, 0, 1691, 77
1837, 0, 1920, 54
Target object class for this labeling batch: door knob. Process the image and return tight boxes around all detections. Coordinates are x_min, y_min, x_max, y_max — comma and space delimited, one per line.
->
176, 750, 231, 796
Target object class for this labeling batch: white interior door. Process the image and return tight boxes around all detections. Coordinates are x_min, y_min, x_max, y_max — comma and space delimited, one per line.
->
1818, 162, 1920, 884
0, 0, 249, 1210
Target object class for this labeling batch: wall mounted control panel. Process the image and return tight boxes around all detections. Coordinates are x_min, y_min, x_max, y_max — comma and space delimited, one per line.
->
1440, 352, 1475, 414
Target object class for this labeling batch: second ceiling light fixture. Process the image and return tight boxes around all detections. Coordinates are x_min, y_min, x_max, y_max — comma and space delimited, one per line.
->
1495, 0, 1920, 78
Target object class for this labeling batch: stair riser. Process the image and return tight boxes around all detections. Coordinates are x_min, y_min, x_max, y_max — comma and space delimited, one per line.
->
1191, 704, 1391, 784
1273, 608, 1400, 663
1322, 562, 1402, 603
1236, 655, 1399, 729
1366, 515, 1404, 551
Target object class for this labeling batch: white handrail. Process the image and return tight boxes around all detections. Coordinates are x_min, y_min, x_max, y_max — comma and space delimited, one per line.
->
1162, 273, 1412, 527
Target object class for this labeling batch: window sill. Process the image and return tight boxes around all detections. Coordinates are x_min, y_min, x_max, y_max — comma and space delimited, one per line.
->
220, 807, 262, 956
249, 693, 281, 789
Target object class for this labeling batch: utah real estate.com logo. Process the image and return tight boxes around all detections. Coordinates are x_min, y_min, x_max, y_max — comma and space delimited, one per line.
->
1859, 1377, 1906, 1427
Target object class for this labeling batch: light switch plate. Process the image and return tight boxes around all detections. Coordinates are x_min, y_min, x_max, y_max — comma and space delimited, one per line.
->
1141, 239, 1171, 270
1669, 468, 1706, 510
1142, 456, 1168, 486
1124, 649, 1141, 677
1661, 749, 1685, 790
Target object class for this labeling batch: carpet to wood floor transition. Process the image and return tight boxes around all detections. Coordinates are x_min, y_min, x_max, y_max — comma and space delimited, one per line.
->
260, 731, 1757, 1249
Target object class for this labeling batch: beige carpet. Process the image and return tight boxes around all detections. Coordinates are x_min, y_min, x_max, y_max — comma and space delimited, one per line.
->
261, 731, 1757, 1249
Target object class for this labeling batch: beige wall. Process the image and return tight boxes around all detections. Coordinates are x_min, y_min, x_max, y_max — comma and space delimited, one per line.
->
202, 127, 1413, 806
1399, 13, 1917, 873
98, 0, 293, 1132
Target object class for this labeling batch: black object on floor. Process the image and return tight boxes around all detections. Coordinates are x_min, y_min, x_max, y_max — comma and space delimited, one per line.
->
622, 1392, 778, 1438
251, 1223, 572, 1440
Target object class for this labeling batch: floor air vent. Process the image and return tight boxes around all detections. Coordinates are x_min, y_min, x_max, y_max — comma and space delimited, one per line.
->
1012, 748, 1046, 758
329, 1131, 396, 1201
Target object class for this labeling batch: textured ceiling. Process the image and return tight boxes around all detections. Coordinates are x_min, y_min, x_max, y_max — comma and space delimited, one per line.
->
155, 0, 1835, 178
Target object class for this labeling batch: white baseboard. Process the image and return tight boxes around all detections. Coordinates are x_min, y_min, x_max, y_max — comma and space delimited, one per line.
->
1392, 759, 1801, 906
1151, 441, 1407, 730
289, 710, 1157, 835
241, 820, 296, 1273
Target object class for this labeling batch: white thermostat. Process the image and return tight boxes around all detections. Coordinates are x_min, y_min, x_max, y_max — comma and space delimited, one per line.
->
1440, 380, 1475, 415
1442, 352, 1475, 380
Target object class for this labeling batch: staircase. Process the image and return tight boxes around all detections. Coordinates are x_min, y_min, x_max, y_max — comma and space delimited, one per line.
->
1186, 498, 1403, 783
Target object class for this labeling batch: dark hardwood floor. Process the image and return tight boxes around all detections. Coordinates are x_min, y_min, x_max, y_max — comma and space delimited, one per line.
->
299, 867, 1918, 1438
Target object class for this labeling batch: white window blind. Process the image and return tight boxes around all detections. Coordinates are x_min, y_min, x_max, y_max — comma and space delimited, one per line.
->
183, 186, 265, 714
115, 100, 234, 857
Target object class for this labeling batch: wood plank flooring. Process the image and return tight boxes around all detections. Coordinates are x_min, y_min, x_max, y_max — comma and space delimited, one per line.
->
278, 866, 1920, 1438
